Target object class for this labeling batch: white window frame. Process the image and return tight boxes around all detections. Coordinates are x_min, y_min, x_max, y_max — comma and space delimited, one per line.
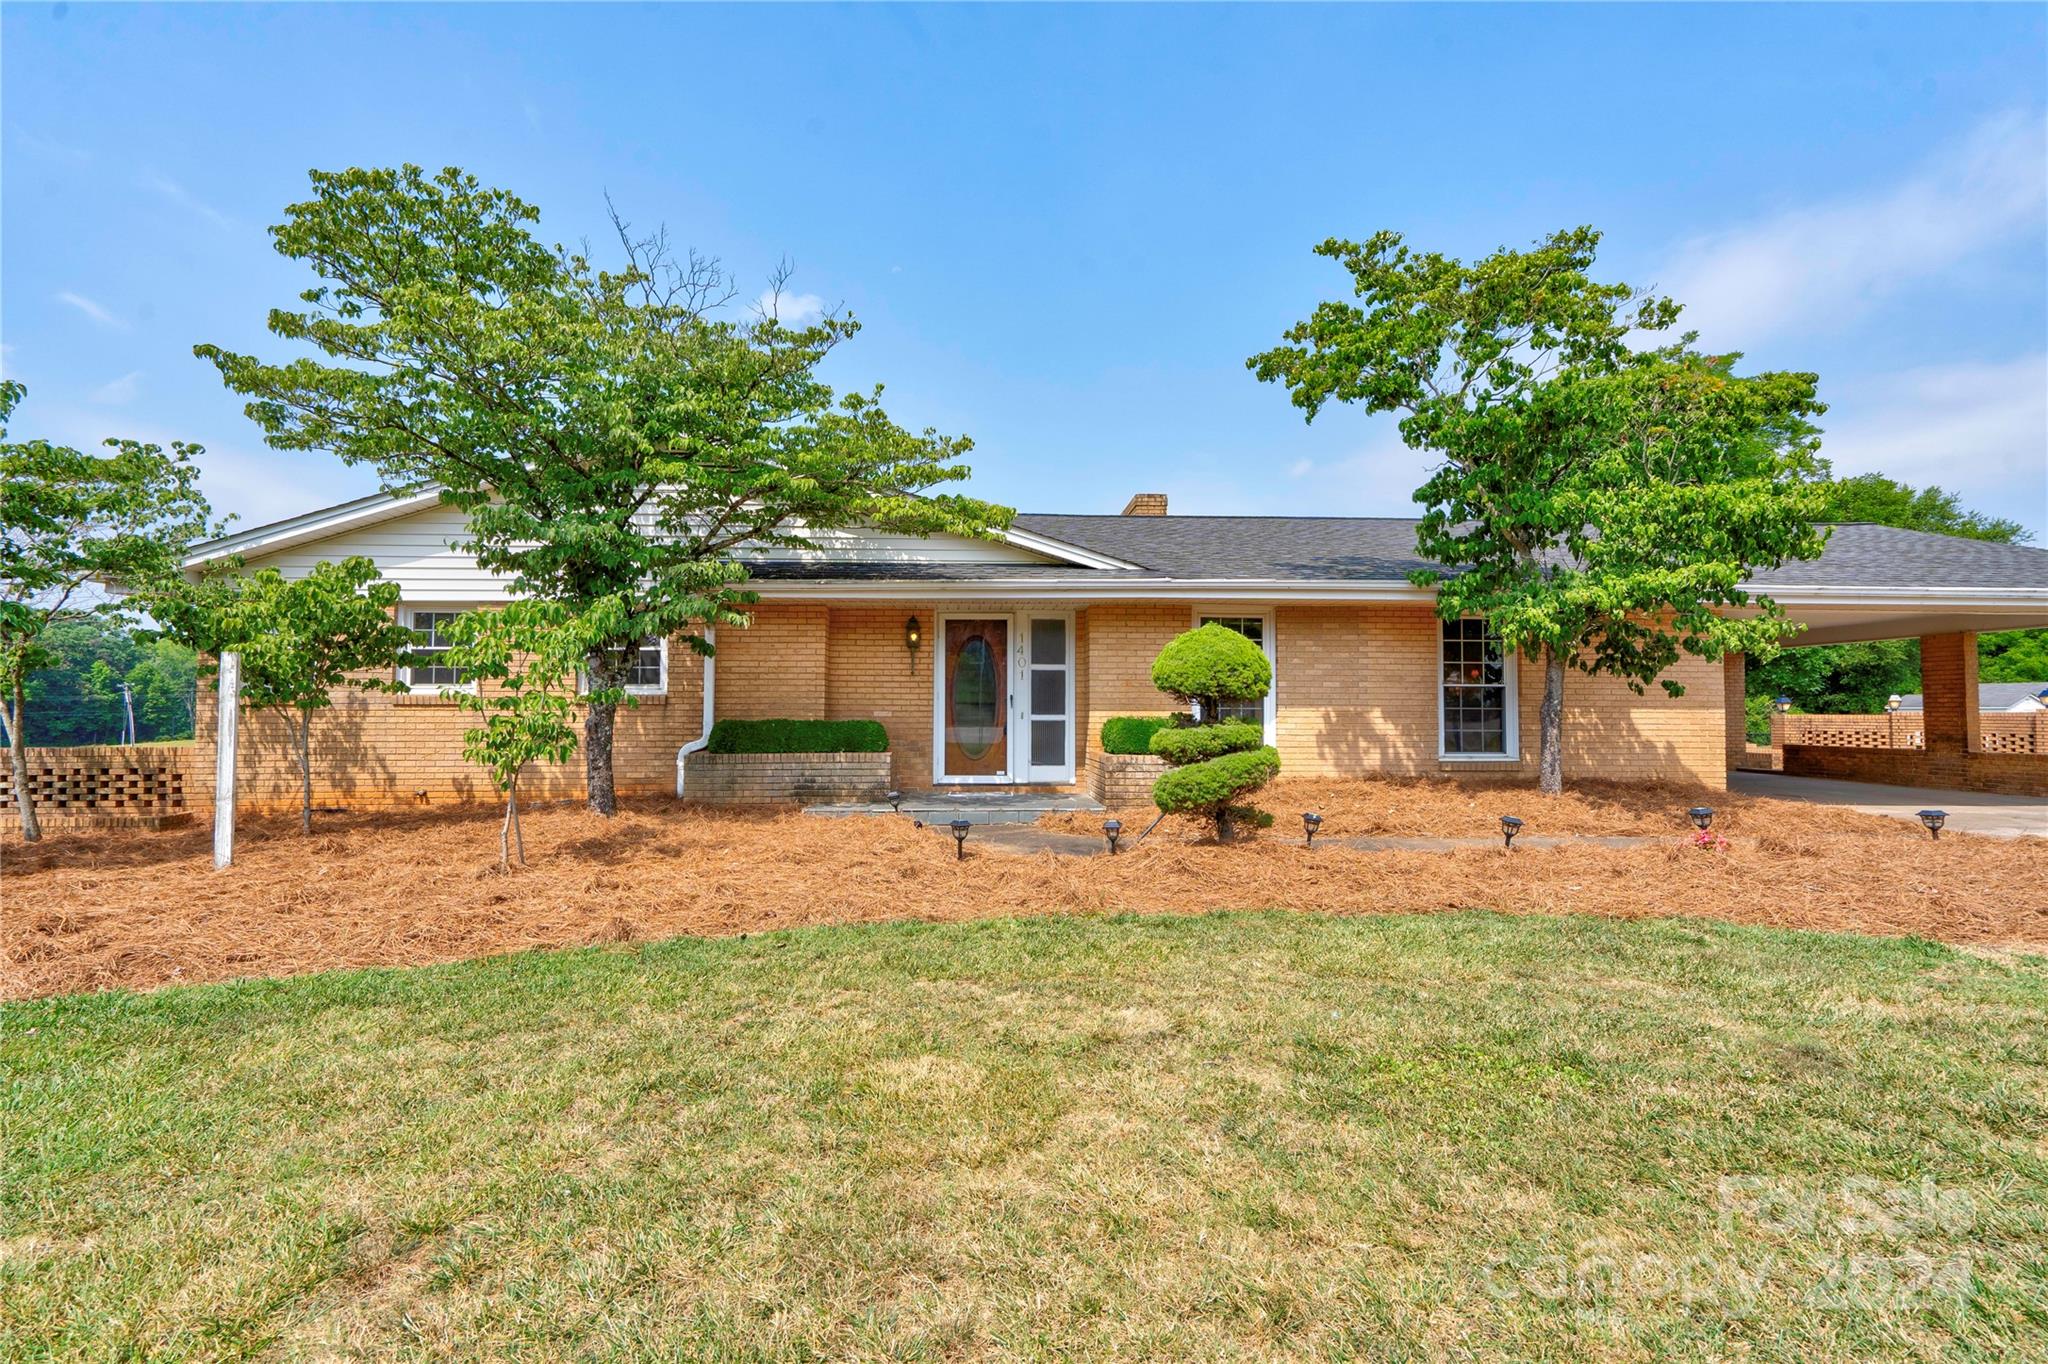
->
399, 605, 479, 694
575, 636, 669, 697
1437, 616, 1519, 761
1191, 606, 1276, 745
1021, 611, 1076, 785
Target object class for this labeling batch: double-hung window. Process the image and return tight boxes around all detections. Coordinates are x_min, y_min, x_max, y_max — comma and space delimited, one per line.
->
402, 609, 469, 690
579, 637, 667, 695
623, 637, 665, 693
1439, 618, 1515, 757
1194, 609, 1275, 740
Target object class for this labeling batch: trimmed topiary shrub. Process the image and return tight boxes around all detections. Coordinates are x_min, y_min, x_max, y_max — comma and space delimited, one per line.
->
1151, 623, 1272, 723
1146, 624, 1279, 840
705, 719, 889, 754
1152, 745, 1281, 820
1099, 715, 1177, 756
1148, 720, 1263, 766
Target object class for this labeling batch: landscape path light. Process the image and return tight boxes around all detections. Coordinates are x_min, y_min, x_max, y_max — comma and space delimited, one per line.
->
1500, 814, 1523, 850
949, 818, 972, 859
1302, 812, 1322, 849
885, 789, 902, 813
1917, 809, 1947, 840
1688, 807, 1714, 832
1103, 819, 1123, 854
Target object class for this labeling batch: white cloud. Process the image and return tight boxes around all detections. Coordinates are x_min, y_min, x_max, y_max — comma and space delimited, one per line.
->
1821, 354, 2047, 535
754, 288, 826, 325
10, 127, 91, 163
1286, 458, 1314, 478
141, 170, 232, 230
55, 291, 129, 331
1658, 110, 2047, 345
88, 371, 143, 406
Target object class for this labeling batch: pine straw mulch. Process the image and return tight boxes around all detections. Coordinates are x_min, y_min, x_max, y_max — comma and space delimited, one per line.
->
1036, 775, 1925, 840
3, 784, 2042, 1000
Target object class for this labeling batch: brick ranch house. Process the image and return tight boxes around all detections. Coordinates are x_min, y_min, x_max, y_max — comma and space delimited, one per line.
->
176, 489, 2048, 811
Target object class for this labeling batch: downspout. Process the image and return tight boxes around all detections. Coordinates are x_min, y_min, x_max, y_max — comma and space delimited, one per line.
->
675, 625, 716, 797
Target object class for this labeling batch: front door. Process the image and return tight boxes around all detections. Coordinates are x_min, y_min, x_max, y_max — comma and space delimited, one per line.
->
942, 618, 1009, 780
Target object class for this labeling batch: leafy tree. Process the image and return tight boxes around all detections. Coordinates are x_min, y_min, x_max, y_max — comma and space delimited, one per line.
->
17, 619, 197, 745
1148, 624, 1279, 839
0, 382, 217, 840
1250, 228, 1828, 794
1813, 471, 2031, 544
440, 602, 583, 869
1979, 629, 2048, 684
152, 557, 415, 834
200, 165, 1010, 817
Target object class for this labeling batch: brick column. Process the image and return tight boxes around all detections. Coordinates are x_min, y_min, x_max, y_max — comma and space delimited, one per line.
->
1919, 632, 1979, 756
1723, 652, 1747, 774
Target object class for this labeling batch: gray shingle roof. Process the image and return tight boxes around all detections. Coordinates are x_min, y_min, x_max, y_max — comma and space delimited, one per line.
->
1004, 516, 2048, 590
741, 514, 2047, 591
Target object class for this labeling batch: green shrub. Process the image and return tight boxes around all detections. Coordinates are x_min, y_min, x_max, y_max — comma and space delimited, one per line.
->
1099, 715, 1177, 755
1151, 624, 1271, 717
1148, 720, 1262, 765
705, 719, 889, 754
1153, 745, 1280, 818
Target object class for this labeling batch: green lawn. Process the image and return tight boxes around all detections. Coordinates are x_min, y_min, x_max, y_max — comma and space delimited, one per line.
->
5, 912, 2045, 1361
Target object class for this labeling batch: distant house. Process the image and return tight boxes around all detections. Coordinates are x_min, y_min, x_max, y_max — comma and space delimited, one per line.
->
1896, 683, 2048, 714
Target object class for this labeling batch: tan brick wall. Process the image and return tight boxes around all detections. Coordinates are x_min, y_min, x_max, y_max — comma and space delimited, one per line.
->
714, 604, 829, 721
1080, 601, 1189, 770
0, 744, 199, 817
825, 602, 938, 789
194, 635, 709, 814
1782, 745, 2047, 797
1920, 632, 1980, 754
1273, 604, 1727, 787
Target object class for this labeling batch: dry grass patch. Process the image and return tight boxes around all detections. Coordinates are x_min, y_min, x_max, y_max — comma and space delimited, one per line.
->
4, 783, 2043, 1000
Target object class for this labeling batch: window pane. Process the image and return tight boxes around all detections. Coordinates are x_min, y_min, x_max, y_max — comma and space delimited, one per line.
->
1030, 669, 1064, 716
1441, 619, 1507, 755
1031, 719, 1065, 767
1030, 618, 1066, 666
627, 637, 662, 688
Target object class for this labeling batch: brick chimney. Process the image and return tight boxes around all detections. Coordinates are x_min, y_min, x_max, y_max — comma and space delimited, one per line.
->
1120, 492, 1168, 517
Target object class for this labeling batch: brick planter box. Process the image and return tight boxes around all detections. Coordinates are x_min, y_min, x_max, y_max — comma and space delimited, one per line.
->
1090, 752, 1167, 807
682, 751, 892, 805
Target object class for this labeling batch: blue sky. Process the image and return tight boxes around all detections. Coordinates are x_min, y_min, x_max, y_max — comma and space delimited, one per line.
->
6, 3, 2045, 539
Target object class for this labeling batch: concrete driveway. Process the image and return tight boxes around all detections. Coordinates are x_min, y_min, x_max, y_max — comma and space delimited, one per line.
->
1729, 771, 2048, 838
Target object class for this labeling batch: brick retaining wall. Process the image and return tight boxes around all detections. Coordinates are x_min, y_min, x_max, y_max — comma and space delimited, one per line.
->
1090, 752, 1167, 808
1781, 744, 2048, 798
682, 751, 892, 804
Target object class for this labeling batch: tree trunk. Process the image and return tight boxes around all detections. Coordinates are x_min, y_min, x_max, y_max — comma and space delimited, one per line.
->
583, 649, 622, 817
511, 779, 525, 865
4, 680, 41, 843
295, 710, 314, 835
1537, 644, 1566, 796
500, 782, 516, 870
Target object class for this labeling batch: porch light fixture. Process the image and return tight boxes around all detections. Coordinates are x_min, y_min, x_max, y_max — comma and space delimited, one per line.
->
1773, 696, 1792, 714
1688, 806, 1714, 832
905, 615, 923, 671
1885, 693, 1902, 713
1916, 809, 1947, 840
886, 789, 902, 813
1302, 812, 1323, 848
1500, 814, 1523, 850
949, 817, 972, 858
1103, 818, 1123, 854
